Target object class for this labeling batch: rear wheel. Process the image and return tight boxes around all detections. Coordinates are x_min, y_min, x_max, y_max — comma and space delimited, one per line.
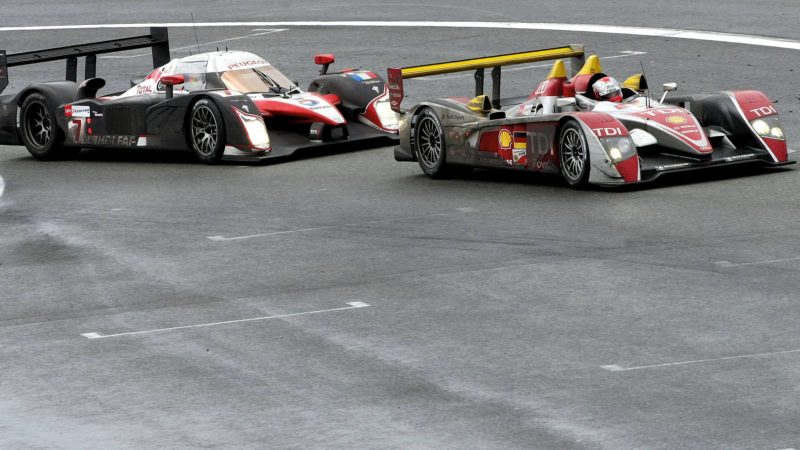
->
189, 99, 226, 164
558, 120, 591, 188
19, 93, 74, 160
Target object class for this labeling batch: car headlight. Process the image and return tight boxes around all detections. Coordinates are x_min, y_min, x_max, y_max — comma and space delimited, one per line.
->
751, 116, 785, 140
234, 107, 271, 150
601, 136, 636, 163
629, 128, 657, 148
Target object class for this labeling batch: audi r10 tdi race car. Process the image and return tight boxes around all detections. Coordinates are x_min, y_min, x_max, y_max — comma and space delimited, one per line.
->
0, 28, 398, 164
388, 45, 793, 187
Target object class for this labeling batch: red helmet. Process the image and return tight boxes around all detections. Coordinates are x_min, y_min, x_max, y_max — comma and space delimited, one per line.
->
592, 77, 622, 102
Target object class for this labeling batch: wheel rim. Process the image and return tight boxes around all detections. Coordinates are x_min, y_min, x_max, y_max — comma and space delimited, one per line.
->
560, 128, 587, 182
191, 105, 218, 156
25, 102, 52, 149
416, 115, 442, 167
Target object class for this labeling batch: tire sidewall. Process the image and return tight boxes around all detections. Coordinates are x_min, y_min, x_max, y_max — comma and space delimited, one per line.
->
414, 107, 447, 177
20, 93, 64, 160
189, 98, 226, 164
558, 121, 591, 187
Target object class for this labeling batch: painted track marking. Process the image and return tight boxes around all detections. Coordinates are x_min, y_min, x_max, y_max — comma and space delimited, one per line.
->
2, 22, 800, 51
715, 256, 800, 267
100, 29, 286, 59
207, 207, 477, 242
81, 301, 370, 339
602, 347, 800, 372
0, 175, 5, 199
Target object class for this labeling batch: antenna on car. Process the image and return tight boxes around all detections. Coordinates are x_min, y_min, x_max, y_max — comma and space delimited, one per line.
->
640, 60, 650, 108
191, 13, 201, 53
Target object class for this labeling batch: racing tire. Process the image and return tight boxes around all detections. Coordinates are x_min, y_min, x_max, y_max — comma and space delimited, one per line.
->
188, 99, 226, 164
558, 120, 591, 188
414, 107, 470, 178
19, 93, 74, 160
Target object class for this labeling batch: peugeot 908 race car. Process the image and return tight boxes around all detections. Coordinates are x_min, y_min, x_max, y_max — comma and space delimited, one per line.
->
0, 33, 398, 164
389, 46, 793, 187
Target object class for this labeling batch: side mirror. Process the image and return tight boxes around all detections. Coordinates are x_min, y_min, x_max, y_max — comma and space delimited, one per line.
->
161, 74, 184, 100
659, 82, 678, 103
314, 54, 335, 75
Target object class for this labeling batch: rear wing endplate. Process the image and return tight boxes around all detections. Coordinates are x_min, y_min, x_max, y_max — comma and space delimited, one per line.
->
0, 27, 170, 95
387, 44, 585, 111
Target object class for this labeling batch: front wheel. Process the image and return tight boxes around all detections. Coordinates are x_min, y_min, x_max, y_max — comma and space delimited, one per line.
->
19, 93, 73, 160
189, 99, 226, 164
558, 120, 591, 188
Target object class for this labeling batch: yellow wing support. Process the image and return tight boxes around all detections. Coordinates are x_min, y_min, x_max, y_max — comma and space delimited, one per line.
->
576, 55, 603, 76
547, 60, 567, 79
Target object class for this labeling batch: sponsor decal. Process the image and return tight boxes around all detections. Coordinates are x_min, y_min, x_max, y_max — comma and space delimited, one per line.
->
72, 105, 91, 118
226, 59, 269, 70
137, 84, 155, 95
64, 105, 73, 118
84, 135, 138, 146
724, 153, 756, 162
635, 108, 683, 118
513, 148, 526, 163
750, 105, 777, 118
498, 129, 513, 150
655, 162, 691, 171
92, 111, 103, 117
592, 127, 625, 138
666, 115, 687, 124
298, 98, 320, 107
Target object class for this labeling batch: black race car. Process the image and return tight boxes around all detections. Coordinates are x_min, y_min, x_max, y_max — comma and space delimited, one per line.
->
0, 28, 399, 163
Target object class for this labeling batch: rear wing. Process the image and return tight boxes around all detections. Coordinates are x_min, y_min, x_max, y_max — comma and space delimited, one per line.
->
0, 27, 170, 95
387, 44, 585, 112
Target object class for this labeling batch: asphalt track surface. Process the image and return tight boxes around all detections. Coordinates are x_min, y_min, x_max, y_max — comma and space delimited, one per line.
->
2, 2, 800, 449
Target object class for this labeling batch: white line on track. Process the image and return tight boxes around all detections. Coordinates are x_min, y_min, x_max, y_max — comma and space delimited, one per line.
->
2, 22, 800, 51
602, 347, 800, 372
417, 51, 647, 81
81, 301, 370, 339
207, 207, 477, 242
715, 256, 800, 267
0, 175, 5, 199
100, 29, 286, 59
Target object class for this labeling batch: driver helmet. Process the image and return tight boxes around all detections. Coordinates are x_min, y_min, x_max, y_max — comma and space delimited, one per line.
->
592, 76, 623, 102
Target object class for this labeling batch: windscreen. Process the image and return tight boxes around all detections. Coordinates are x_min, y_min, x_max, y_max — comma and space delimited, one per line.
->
220, 65, 296, 93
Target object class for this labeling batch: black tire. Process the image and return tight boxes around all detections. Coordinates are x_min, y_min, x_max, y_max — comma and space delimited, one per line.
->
558, 120, 591, 188
19, 93, 73, 160
413, 107, 470, 178
188, 99, 226, 164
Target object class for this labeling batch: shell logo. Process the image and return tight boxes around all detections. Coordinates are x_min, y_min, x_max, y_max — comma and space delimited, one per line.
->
498, 129, 513, 150
666, 115, 688, 124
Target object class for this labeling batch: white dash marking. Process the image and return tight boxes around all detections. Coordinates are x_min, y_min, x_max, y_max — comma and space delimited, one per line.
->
81, 302, 370, 339
603, 347, 800, 371
208, 207, 475, 242
715, 256, 800, 267
207, 226, 335, 241
0, 175, 5, 198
